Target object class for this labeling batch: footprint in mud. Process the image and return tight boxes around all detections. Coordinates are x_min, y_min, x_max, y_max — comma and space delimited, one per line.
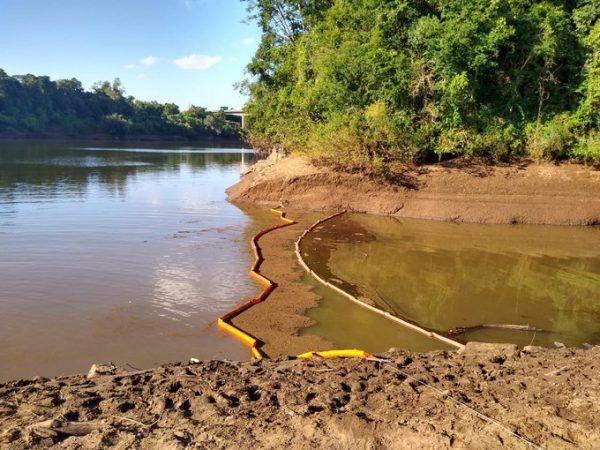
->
243, 385, 261, 402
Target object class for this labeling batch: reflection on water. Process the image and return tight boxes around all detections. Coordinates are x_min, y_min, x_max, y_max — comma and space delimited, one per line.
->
302, 214, 600, 349
0, 139, 257, 381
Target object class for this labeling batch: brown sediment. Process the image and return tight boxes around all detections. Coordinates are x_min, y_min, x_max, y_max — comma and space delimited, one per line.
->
227, 156, 600, 226
2, 344, 600, 448
229, 207, 334, 357
216, 208, 297, 359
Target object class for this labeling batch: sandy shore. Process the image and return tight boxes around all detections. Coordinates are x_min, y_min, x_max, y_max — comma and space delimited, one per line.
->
2, 344, 599, 448
229, 207, 335, 357
227, 156, 600, 226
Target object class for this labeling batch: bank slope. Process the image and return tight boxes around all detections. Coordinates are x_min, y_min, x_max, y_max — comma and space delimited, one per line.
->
228, 156, 600, 226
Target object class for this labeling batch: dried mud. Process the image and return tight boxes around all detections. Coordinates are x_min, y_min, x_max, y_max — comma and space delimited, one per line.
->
227, 156, 600, 226
2, 344, 599, 449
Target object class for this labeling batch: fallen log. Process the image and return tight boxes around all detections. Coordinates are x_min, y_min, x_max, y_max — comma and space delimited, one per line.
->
449, 324, 544, 336
28, 418, 103, 438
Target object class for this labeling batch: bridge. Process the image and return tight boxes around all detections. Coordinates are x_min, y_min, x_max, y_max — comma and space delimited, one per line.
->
209, 109, 246, 129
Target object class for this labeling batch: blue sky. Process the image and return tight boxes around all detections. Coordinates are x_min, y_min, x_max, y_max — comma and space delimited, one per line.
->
0, 0, 260, 109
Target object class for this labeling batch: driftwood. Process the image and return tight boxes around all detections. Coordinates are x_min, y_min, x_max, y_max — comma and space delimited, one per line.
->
449, 324, 544, 336
544, 365, 570, 377
28, 419, 103, 438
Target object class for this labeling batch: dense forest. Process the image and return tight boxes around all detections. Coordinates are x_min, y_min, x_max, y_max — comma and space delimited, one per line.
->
0, 69, 240, 138
242, 0, 599, 167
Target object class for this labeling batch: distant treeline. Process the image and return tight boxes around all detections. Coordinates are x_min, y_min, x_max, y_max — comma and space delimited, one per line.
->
243, 0, 599, 166
0, 69, 240, 138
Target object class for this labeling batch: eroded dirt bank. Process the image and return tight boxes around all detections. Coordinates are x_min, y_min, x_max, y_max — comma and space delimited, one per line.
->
227, 156, 600, 226
1, 344, 599, 449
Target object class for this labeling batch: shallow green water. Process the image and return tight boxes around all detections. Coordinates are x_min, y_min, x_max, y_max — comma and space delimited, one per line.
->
300, 274, 454, 352
301, 214, 600, 349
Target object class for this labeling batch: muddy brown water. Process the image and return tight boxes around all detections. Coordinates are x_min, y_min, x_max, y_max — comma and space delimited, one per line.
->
0, 140, 258, 381
301, 214, 600, 349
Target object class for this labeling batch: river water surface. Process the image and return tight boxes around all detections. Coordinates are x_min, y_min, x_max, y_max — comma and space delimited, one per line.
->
0, 140, 257, 381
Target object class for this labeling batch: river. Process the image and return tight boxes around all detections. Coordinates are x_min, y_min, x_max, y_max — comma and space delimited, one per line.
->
0, 140, 257, 381
2, 140, 599, 381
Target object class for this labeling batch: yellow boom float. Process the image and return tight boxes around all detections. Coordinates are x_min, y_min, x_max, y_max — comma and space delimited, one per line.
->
217, 208, 375, 361
218, 207, 462, 361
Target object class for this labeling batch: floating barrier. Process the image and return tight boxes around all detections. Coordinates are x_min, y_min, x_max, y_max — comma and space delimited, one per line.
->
217, 208, 375, 361
298, 349, 374, 359
294, 211, 466, 351
218, 207, 462, 361
217, 208, 296, 360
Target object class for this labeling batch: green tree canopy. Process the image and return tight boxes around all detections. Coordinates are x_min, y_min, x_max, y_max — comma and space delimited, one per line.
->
0, 71, 241, 139
243, 0, 600, 165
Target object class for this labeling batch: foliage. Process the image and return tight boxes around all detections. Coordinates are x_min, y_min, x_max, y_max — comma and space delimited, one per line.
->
526, 114, 576, 161
571, 131, 600, 163
242, 0, 600, 164
0, 69, 240, 138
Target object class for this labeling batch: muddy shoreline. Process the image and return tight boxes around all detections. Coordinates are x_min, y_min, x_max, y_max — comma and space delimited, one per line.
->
227, 156, 600, 226
2, 344, 599, 448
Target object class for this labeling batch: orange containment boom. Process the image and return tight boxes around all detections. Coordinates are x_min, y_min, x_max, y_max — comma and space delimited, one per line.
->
297, 349, 374, 359
217, 208, 296, 360
217, 208, 393, 362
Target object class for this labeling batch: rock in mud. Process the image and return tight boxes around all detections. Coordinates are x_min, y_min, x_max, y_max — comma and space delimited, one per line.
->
87, 363, 118, 379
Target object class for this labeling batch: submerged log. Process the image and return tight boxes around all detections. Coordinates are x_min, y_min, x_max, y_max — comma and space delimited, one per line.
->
449, 324, 544, 336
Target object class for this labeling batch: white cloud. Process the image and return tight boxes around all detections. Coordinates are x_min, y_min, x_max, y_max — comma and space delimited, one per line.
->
173, 54, 223, 70
183, 0, 210, 8
124, 64, 137, 69
139, 56, 160, 66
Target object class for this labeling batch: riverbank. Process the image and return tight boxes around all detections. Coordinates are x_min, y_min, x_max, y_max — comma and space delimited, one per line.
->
2, 344, 599, 448
3, 152, 599, 448
227, 155, 600, 226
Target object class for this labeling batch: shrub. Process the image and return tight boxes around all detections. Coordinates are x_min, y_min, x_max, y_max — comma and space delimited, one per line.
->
526, 115, 576, 161
570, 132, 600, 164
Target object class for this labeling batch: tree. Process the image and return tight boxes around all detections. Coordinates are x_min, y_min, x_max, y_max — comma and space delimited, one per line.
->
0, 69, 242, 140
242, 0, 599, 164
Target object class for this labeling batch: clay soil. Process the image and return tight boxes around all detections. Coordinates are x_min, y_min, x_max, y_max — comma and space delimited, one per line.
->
227, 156, 600, 226
2, 344, 599, 449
